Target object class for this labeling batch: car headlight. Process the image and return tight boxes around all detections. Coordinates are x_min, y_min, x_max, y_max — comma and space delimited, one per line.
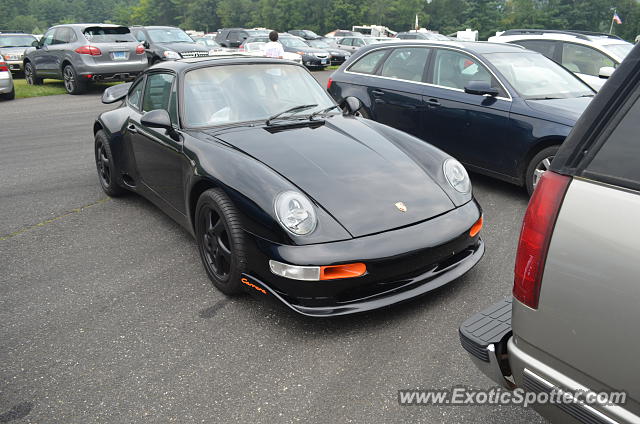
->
275, 191, 317, 235
163, 50, 181, 59
3, 54, 20, 61
443, 158, 471, 193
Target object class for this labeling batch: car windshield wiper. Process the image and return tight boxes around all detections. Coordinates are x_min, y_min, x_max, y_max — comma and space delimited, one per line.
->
309, 105, 340, 120
579, 94, 595, 98
266, 104, 317, 125
527, 96, 564, 100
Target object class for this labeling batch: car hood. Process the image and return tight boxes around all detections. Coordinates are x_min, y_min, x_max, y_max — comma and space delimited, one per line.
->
211, 117, 455, 238
0, 46, 29, 55
284, 46, 326, 54
157, 42, 209, 53
524, 97, 592, 125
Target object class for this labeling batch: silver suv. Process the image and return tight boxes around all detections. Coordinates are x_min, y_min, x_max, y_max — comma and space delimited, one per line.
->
460, 42, 640, 423
23, 24, 147, 95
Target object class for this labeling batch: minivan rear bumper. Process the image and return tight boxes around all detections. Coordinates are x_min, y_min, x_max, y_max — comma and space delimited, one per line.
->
460, 299, 640, 424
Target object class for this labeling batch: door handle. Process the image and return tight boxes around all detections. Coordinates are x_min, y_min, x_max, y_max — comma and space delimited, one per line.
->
127, 124, 138, 134
372, 90, 384, 96
426, 98, 440, 107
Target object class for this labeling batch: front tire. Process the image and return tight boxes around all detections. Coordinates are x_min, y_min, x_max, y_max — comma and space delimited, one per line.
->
24, 62, 43, 85
0, 87, 15, 100
95, 130, 125, 197
63, 64, 86, 95
195, 189, 248, 296
525, 146, 559, 196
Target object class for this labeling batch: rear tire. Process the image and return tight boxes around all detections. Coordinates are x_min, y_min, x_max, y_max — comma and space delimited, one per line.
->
195, 189, 248, 296
63, 64, 86, 95
525, 146, 559, 196
95, 130, 125, 197
24, 62, 43, 85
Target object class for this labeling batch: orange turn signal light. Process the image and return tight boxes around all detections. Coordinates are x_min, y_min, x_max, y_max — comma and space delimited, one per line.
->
320, 263, 366, 280
470, 216, 483, 237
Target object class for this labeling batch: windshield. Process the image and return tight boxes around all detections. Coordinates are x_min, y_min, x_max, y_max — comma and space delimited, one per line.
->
194, 38, 219, 47
147, 28, 194, 43
184, 64, 335, 127
0, 35, 37, 47
303, 30, 319, 38
308, 39, 330, 49
83, 27, 135, 43
280, 37, 308, 48
245, 42, 266, 52
485, 52, 593, 99
603, 43, 633, 60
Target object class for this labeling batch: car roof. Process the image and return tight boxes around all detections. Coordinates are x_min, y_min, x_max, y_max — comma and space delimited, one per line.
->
51, 23, 125, 29
491, 32, 630, 46
148, 55, 303, 72
133, 26, 182, 30
356, 39, 526, 54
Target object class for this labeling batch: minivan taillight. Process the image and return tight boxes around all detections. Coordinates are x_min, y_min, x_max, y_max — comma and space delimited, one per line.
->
327, 77, 332, 90
75, 45, 102, 56
513, 171, 570, 309
0, 62, 8, 72
135, 45, 145, 54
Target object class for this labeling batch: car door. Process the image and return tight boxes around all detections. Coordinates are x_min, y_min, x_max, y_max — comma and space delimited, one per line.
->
560, 42, 615, 91
33, 29, 56, 75
48, 27, 75, 77
367, 46, 431, 139
129, 72, 186, 213
423, 48, 513, 173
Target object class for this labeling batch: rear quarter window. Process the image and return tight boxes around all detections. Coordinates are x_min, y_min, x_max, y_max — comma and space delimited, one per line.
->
348, 49, 388, 75
584, 91, 640, 191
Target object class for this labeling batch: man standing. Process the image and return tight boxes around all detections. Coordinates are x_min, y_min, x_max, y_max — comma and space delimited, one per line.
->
264, 30, 284, 59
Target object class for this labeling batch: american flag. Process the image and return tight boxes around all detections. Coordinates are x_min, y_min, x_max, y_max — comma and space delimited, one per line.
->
613, 12, 622, 24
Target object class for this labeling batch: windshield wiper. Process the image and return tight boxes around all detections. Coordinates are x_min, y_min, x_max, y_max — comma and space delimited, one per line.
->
527, 96, 563, 100
266, 104, 317, 125
309, 105, 340, 120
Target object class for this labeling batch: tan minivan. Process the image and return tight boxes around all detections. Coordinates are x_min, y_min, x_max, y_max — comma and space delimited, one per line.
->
460, 42, 640, 423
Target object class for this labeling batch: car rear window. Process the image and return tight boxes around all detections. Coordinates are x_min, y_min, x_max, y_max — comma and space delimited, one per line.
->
83, 26, 135, 43
584, 91, 640, 191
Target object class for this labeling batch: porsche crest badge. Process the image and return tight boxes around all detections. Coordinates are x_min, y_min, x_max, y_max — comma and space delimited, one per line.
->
395, 202, 407, 212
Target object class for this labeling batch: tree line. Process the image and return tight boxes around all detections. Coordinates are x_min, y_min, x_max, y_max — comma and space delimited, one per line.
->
3, 0, 640, 41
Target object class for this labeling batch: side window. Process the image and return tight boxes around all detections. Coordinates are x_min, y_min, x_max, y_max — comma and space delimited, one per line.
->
127, 77, 145, 110
340, 38, 352, 46
585, 92, 640, 190
142, 73, 175, 112
134, 30, 146, 42
354, 38, 365, 47
348, 49, 388, 74
228, 31, 239, 42
513, 40, 556, 59
380, 47, 429, 82
53, 28, 73, 44
562, 43, 614, 76
168, 80, 179, 125
431, 49, 496, 92
41, 30, 55, 46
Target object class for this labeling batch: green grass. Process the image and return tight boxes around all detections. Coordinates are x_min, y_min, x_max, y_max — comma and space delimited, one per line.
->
326, 65, 340, 70
14, 77, 122, 99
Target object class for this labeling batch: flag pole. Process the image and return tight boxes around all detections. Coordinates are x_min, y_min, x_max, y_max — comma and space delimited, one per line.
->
609, 8, 616, 34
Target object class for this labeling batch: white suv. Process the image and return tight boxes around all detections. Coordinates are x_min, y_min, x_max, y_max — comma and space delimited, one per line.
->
488, 29, 633, 91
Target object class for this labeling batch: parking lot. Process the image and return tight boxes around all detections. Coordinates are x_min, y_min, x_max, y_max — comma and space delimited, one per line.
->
0, 70, 543, 423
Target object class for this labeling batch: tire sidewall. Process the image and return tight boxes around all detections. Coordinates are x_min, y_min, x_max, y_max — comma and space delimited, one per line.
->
63, 65, 85, 95
94, 130, 124, 197
195, 189, 247, 295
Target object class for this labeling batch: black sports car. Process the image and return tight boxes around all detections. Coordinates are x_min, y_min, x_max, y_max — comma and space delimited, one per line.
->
94, 56, 484, 316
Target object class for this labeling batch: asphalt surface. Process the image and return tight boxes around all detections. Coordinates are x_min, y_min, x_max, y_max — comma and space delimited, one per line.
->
0, 71, 543, 423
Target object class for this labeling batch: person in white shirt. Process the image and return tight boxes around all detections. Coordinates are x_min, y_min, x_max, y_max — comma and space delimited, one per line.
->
264, 31, 285, 59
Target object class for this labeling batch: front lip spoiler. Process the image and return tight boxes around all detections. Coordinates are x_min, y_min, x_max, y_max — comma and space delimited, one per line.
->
242, 240, 484, 317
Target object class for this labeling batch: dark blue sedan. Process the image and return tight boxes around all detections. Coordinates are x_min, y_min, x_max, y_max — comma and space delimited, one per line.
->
327, 40, 595, 194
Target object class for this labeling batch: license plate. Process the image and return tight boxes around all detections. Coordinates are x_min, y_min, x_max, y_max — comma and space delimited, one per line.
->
321, 59, 328, 64
112, 51, 127, 60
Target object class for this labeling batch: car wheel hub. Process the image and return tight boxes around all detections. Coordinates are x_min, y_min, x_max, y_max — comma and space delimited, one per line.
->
533, 156, 554, 189
96, 142, 111, 186
64, 67, 74, 91
202, 208, 231, 280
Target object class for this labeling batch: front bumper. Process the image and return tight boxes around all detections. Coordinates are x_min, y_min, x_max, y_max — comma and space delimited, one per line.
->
6, 60, 23, 71
330, 56, 347, 66
242, 200, 484, 316
302, 55, 330, 68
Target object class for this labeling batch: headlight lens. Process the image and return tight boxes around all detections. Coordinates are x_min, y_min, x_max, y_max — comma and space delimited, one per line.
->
3, 54, 20, 60
163, 50, 181, 59
275, 191, 317, 235
443, 158, 471, 193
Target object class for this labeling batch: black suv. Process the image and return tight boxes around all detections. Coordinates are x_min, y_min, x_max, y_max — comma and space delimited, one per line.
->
215, 28, 270, 48
130, 26, 211, 64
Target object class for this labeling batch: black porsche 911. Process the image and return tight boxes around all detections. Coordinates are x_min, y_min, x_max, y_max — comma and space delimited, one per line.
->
94, 56, 484, 316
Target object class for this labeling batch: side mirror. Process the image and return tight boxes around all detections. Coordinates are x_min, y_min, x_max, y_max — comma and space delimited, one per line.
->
142, 40, 150, 49
464, 80, 499, 96
599, 66, 615, 79
343, 96, 362, 115
141, 109, 173, 129
101, 82, 132, 104
32, 40, 40, 48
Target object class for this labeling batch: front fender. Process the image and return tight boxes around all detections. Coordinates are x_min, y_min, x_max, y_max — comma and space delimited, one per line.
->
183, 134, 352, 246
